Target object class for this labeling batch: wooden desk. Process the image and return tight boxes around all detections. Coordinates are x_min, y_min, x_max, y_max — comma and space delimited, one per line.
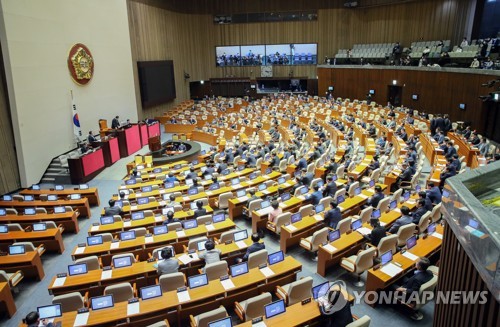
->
20, 187, 100, 206
348, 156, 373, 180
448, 132, 480, 167
0, 198, 91, 218
0, 211, 79, 233
0, 282, 16, 318
236, 300, 321, 327
163, 123, 196, 134
191, 130, 218, 146
45, 257, 301, 327
0, 228, 64, 254
419, 133, 444, 165
251, 196, 305, 234
364, 224, 444, 306
0, 250, 44, 280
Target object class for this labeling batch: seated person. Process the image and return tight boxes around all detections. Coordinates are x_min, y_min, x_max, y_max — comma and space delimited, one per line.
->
186, 167, 198, 180
317, 285, 353, 327
426, 182, 442, 204
166, 194, 181, 207
156, 247, 179, 275
104, 199, 123, 216
237, 233, 265, 263
323, 175, 338, 197
418, 191, 433, 211
178, 143, 187, 152
165, 172, 179, 183
310, 185, 323, 206
364, 218, 385, 247
198, 239, 222, 271
366, 185, 384, 208
163, 210, 180, 225
388, 206, 412, 234
193, 200, 207, 218
24, 311, 54, 327
267, 201, 283, 226
411, 199, 429, 224
243, 189, 260, 215
324, 201, 342, 229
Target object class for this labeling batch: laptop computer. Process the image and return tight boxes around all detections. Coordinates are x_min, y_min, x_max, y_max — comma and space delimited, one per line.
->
442, 190, 450, 198
204, 174, 213, 181
24, 208, 36, 215
188, 273, 209, 289
403, 192, 410, 202
351, 218, 362, 231
389, 200, 397, 210
312, 281, 330, 300
231, 178, 240, 185
268, 250, 284, 265
301, 187, 309, 195
87, 235, 103, 246
249, 173, 257, 180
9, 245, 25, 255
258, 184, 267, 191
183, 219, 198, 230
90, 295, 114, 311
37, 304, 62, 320
328, 229, 340, 242
68, 263, 88, 276
281, 192, 291, 201
208, 317, 232, 327
230, 261, 249, 277
233, 230, 248, 242
113, 256, 133, 268
0, 208, 6, 216
371, 209, 381, 219
162, 207, 174, 215
100, 216, 114, 225
260, 200, 270, 209
406, 235, 417, 250
315, 204, 325, 214
0, 225, 8, 233
369, 180, 375, 187
212, 213, 226, 223
336, 195, 345, 204
197, 240, 207, 251
2, 195, 12, 201
277, 177, 286, 184
47, 195, 58, 201
236, 190, 246, 198
131, 212, 145, 221
153, 225, 168, 235
24, 195, 34, 201
33, 223, 47, 231
55, 185, 64, 191
354, 187, 361, 196
120, 231, 136, 241
190, 202, 199, 210
54, 206, 66, 213
380, 250, 393, 266
264, 299, 286, 319
140, 285, 162, 301
291, 212, 302, 223
153, 168, 162, 174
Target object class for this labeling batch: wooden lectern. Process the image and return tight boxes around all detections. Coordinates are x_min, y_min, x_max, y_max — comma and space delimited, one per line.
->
149, 135, 161, 151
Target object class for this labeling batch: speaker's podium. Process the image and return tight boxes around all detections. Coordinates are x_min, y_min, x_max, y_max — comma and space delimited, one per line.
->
149, 135, 161, 152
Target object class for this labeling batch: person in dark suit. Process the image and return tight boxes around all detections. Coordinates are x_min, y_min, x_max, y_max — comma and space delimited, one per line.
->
111, 115, 120, 129
88, 131, 97, 143
270, 153, 280, 168
104, 199, 123, 216
296, 157, 308, 170
163, 211, 180, 225
395, 257, 433, 306
389, 206, 412, 233
24, 311, 54, 327
193, 200, 207, 218
324, 201, 342, 229
411, 199, 429, 224
325, 158, 339, 175
310, 185, 323, 206
445, 141, 457, 159
434, 115, 445, 133
238, 233, 265, 262
165, 172, 179, 183
391, 162, 412, 192
318, 287, 353, 327
301, 169, 314, 187
243, 189, 260, 217
364, 218, 386, 246
186, 167, 198, 180
418, 191, 433, 211
323, 175, 338, 197
439, 166, 456, 188
366, 185, 385, 208
426, 182, 442, 204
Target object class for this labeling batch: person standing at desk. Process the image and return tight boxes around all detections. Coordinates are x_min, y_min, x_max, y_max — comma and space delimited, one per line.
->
111, 115, 120, 129
156, 247, 179, 275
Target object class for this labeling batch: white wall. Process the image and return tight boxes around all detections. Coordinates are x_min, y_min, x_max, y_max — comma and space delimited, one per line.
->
0, 0, 138, 186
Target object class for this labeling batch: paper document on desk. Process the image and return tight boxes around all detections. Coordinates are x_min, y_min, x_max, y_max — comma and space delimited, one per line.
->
145, 236, 154, 244
159, 201, 166, 206
136, 193, 142, 197
73, 312, 89, 327
127, 302, 140, 316
402, 251, 419, 261
183, 196, 190, 201
394, 208, 401, 213
356, 227, 372, 236
206, 224, 215, 231
431, 233, 443, 240
260, 267, 275, 278
176, 230, 186, 238
358, 193, 369, 199
314, 214, 323, 221
286, 225, 298, 232
131, 205, 138, 210
53, 277, 66, 287
261, 190, 270, 195
159, 189, 166, 194
124, 221, 132, 227
252, 322, 268, 327
380, 263, 403, 277
338, 205, 344, 211
257, 207, 273, 215
379, 221, 387, 227
101, 270, 112, 280
221, 278, 235, 290
279, 202, 287, 208
235, 241, 247, 249
206, 191, 213, 196
297, 195, 306, 201
74, 247, 85, 255
177, 290, 190, 303
178, 254, 194, 265
238, 196, 249, 202
282, 182, 291, 187
323, 244, 337, 253
231, 184, 242, 189
110, 242, 120, 249
154, 216, 163, 222
90, 225, 99, 232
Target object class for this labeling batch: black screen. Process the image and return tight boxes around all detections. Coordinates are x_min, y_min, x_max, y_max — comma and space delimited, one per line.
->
137, 61, 176, 108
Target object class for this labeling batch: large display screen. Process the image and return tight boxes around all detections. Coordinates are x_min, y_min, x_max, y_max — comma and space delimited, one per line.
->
215, 43, 317, 66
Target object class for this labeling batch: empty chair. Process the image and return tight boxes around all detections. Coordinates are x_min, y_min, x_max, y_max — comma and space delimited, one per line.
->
113, 215, 122, 222
336, 165, 345, 178
319, 196, 333, 209
431, 203, 442, 223
340, 247, 377, 286
214, 192, 234, 211
190, 305, 228, 327
348, 182, 360, 197
346, 315, 372, 327
246, 199, 263, 217
310, 178, 323, 189
167, 222, 182, 231
146, 321, 170, 327
74, 255, 100, 271
235, 292, 272, 322
354, 206, 373, 224
144, 210, 154, 217
111, 253, 138, 267
376, 197, 391, 213
7, 223, 23, 231
267, 212, 291, 234
276, 276, 314, 306
374, 235, 398, 258
294, 186, 308, 197
397, 223, 417, 247
218, 231, 237, 244
187, 236, 208, 251
159, 272, 186, 292
44, 221, 64, 233
12, 242, 45, 256
6, 208, 18, 215
300, 227, 329, 260
35, 207, 47, 214
391, 189, 403, 203
131, 227, 147, 237
96, 233, 114, 242
0, 269, 23, 288
52, 291, 87, 312
299, 204, 314, 217
417, 212, 432, 234
361, 168, 380, 184
196, 214, 212, 225
337, 217, 352, 235
248, 249, 268, 269
104, 282, 136, 303
202, 261, 228, 281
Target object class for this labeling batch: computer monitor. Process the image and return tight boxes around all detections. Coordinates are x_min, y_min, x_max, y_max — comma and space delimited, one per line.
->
188, 188, 199, 196
90, 295, 114, 311
380, 250, 393, 265
331, 175, 338, 182
312, 281, 330, 299
260, 200, 270, 209
222, 169, 230, 176
153, 168, 162, 174
415, 185, 421, 192
54, 206, 66, 213
188, 273, 209, 289
24, 208, 36, 215
115, 200, 123, 208
142, 185, 153, 193
153, 225, 168, 235
403, 192, 410, 201
233, 230, 248, 242
236, 190, 246, 198
442, 190, 450, 198
209, 183, 220, 190
140, 284, 163, 301
55, 185, 64, 191
2, 195, 12, 201
354, 187, 361, 196
351, 218, 362, 231
32, 184, 41, 190
37, 304, 62, 319
265, 168, 272, 174
230, 262, 249, 277
192, 160, 199, 165
197, 240, 207, 251
231, 178, 240, 185
70, 194, 82, 201
120, 231, 136, 241
369, 180, 375, 187
8, 245, 25, 255
389, 200, 397, 210
33, 223, 47, 231
212, 213, 226, 223
47, 195, 58, 201
100, 216, 114, 225
87, 235, 103, 246
183, 219, 198, 230
280, 192, 291, 201
371, 209, 381, 219
268, 251, 284, 265
24, 195, 34, 201
205, 174, 213, 181
164, 182, 174, 189
317, 180, 324, 188
428, 222, 436, 234
258, 183, 267, 191
468, 218, 479, 229
249, 173, 257, 180
185, 179, 194, 186
301, 187, 309, 195
131, 212, 145, 221
336, 195, 345, 204
277, 177, 286, 184
264, 299, 286, 319
113, 256, 133, 268
126, 179, 136, 185
291, 212, 302, 223
315, 204, 325, 214
406, 235, 417, 250
0, 225, 7, 233
208, 317, 233, 327
68, 263, 88, 276
137, 197, 149, 205
0, 208, 5, 216
328, 229, 340, 242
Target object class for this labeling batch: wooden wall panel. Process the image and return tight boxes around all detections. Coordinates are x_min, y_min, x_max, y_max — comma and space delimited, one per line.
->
318, 67, 498, 135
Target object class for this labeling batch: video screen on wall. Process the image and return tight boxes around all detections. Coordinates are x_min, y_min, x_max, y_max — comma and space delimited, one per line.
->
215, 43, 317, 66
